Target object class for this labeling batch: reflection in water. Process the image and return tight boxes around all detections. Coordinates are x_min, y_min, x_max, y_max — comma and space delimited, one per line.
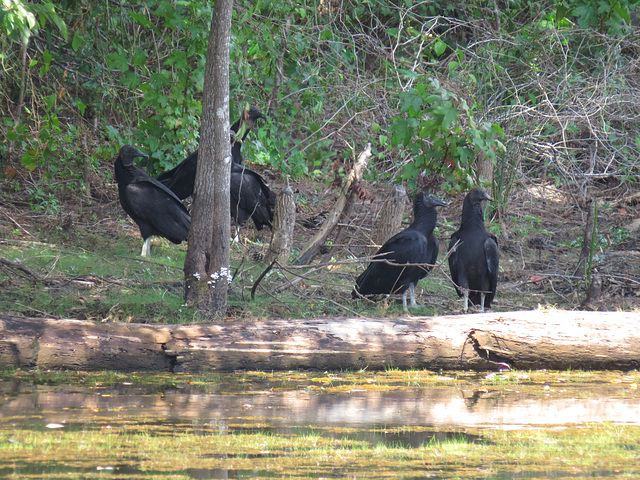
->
1, 375, 640, 479
2, 379, 640, 432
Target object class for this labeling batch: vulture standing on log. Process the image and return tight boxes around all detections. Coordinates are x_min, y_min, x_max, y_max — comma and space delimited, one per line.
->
114, 145, 191, 257
353, 191, 447, 311
156, 106, 266, 199
448, 187, 499, 312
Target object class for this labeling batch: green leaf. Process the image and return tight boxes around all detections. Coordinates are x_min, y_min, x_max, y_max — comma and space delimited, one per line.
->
433, 38, 447, 56
40, 49, 52, 75
106, 53, 130, 72
397, 69, 418, 80
130, 11, 155, 30
132, 48, 148, 67
400, 91, 422, 114
22, 150, 38, 171
75, 100, 87, 116
165, 50, 187, 68
442, 106, 459, 129
555, 4, 569, 24
43, 93, 56, 109
390, 118, 412, 146
71, 31, 83, 52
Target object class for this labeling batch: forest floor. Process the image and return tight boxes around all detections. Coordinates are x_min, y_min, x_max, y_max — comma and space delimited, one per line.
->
1, 156, 639, 323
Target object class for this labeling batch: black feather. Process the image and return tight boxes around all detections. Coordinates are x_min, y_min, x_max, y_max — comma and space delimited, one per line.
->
230, 161, 274, 231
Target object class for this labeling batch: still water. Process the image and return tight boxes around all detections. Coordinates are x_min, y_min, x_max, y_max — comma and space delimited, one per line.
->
1, 370, 640, 479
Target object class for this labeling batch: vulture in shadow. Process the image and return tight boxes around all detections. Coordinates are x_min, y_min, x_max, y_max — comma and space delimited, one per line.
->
448, 187, 499, 312
230, 158, 274, 231
156, 105, 266, 199
353, 191, 447, 311
114, 145, 190, 257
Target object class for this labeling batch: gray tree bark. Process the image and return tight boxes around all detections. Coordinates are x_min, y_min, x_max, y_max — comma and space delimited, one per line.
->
369, 184, 408, 255
183, 0, 233, 318
266, 186, 296, 265
2, 310, 639, 372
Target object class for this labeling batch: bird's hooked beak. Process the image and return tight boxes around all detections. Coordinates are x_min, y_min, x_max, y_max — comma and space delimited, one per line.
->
434, 197, 448, 208
424, 192, 448, 208
131, 146, 149, 159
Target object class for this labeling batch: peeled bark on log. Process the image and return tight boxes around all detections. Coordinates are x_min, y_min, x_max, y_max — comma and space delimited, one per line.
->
2, 310, 640, 372
369, 184, 408, 255
266, 186, 296, 265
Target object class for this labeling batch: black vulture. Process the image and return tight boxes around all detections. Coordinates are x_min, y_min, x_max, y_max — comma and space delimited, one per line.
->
352, 191, 447, 311
230, 160, 274, 231
114, 145, 191, 257
156, 106, 266, 199
448, 187, 499, 312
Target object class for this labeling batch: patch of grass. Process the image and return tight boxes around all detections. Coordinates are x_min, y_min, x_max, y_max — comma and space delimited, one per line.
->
0, 235, 200, 323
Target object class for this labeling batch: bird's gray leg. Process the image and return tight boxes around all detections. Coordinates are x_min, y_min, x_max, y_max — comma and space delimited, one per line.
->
141, 238, 151, 257
479, 292, 486, 313
409, 283, 417, 308
463, 289, 469, 312
231, 225, 240, 244
402, 291, 408, 312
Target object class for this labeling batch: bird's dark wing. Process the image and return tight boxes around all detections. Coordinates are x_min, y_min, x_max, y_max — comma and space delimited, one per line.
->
230, 168, 273, 229
427, 235, 439, 269
124, 183, 190, 243
448, 233, 461, 291
135, 175, 190, 214
355, 231, 428, 296
377, 231, 427, 265
156, 151, 198, 199
484, 233, 499, 291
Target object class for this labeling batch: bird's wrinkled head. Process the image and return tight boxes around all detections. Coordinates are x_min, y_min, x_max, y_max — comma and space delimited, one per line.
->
118, 145, 149, 166
467, 187, 493, 204
421, 191, 448, 208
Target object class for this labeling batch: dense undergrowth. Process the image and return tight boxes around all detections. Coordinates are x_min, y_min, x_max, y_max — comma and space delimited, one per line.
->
1, 0, 639, 321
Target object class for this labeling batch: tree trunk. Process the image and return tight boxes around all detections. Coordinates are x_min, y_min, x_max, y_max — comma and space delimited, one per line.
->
369, 184, 408, 255
475, 149, 493, 185
2, 310, 639, 372
575, 199, 597, 276
183, 0, 233, 318
266, 186, 296, 265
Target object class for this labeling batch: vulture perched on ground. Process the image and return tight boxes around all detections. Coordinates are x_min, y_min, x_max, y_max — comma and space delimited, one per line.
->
353, 191, 447, 311
156, 106, 266, 199
448, 187, 499, 312
114, 145, 191, 257
230, 159, 274, 231
229, 136, 276, 230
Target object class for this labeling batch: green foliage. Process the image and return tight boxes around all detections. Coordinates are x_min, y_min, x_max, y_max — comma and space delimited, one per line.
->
568, 0, 638, 35
1, 0, 639, 194
390, 74, 504, 190
0, 0, 67, 45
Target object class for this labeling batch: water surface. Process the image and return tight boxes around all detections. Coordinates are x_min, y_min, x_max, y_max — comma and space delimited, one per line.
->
1, 370, 639, 479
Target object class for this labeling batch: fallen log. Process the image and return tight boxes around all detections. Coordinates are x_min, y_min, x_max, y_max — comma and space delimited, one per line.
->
1, 310, 639, 372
